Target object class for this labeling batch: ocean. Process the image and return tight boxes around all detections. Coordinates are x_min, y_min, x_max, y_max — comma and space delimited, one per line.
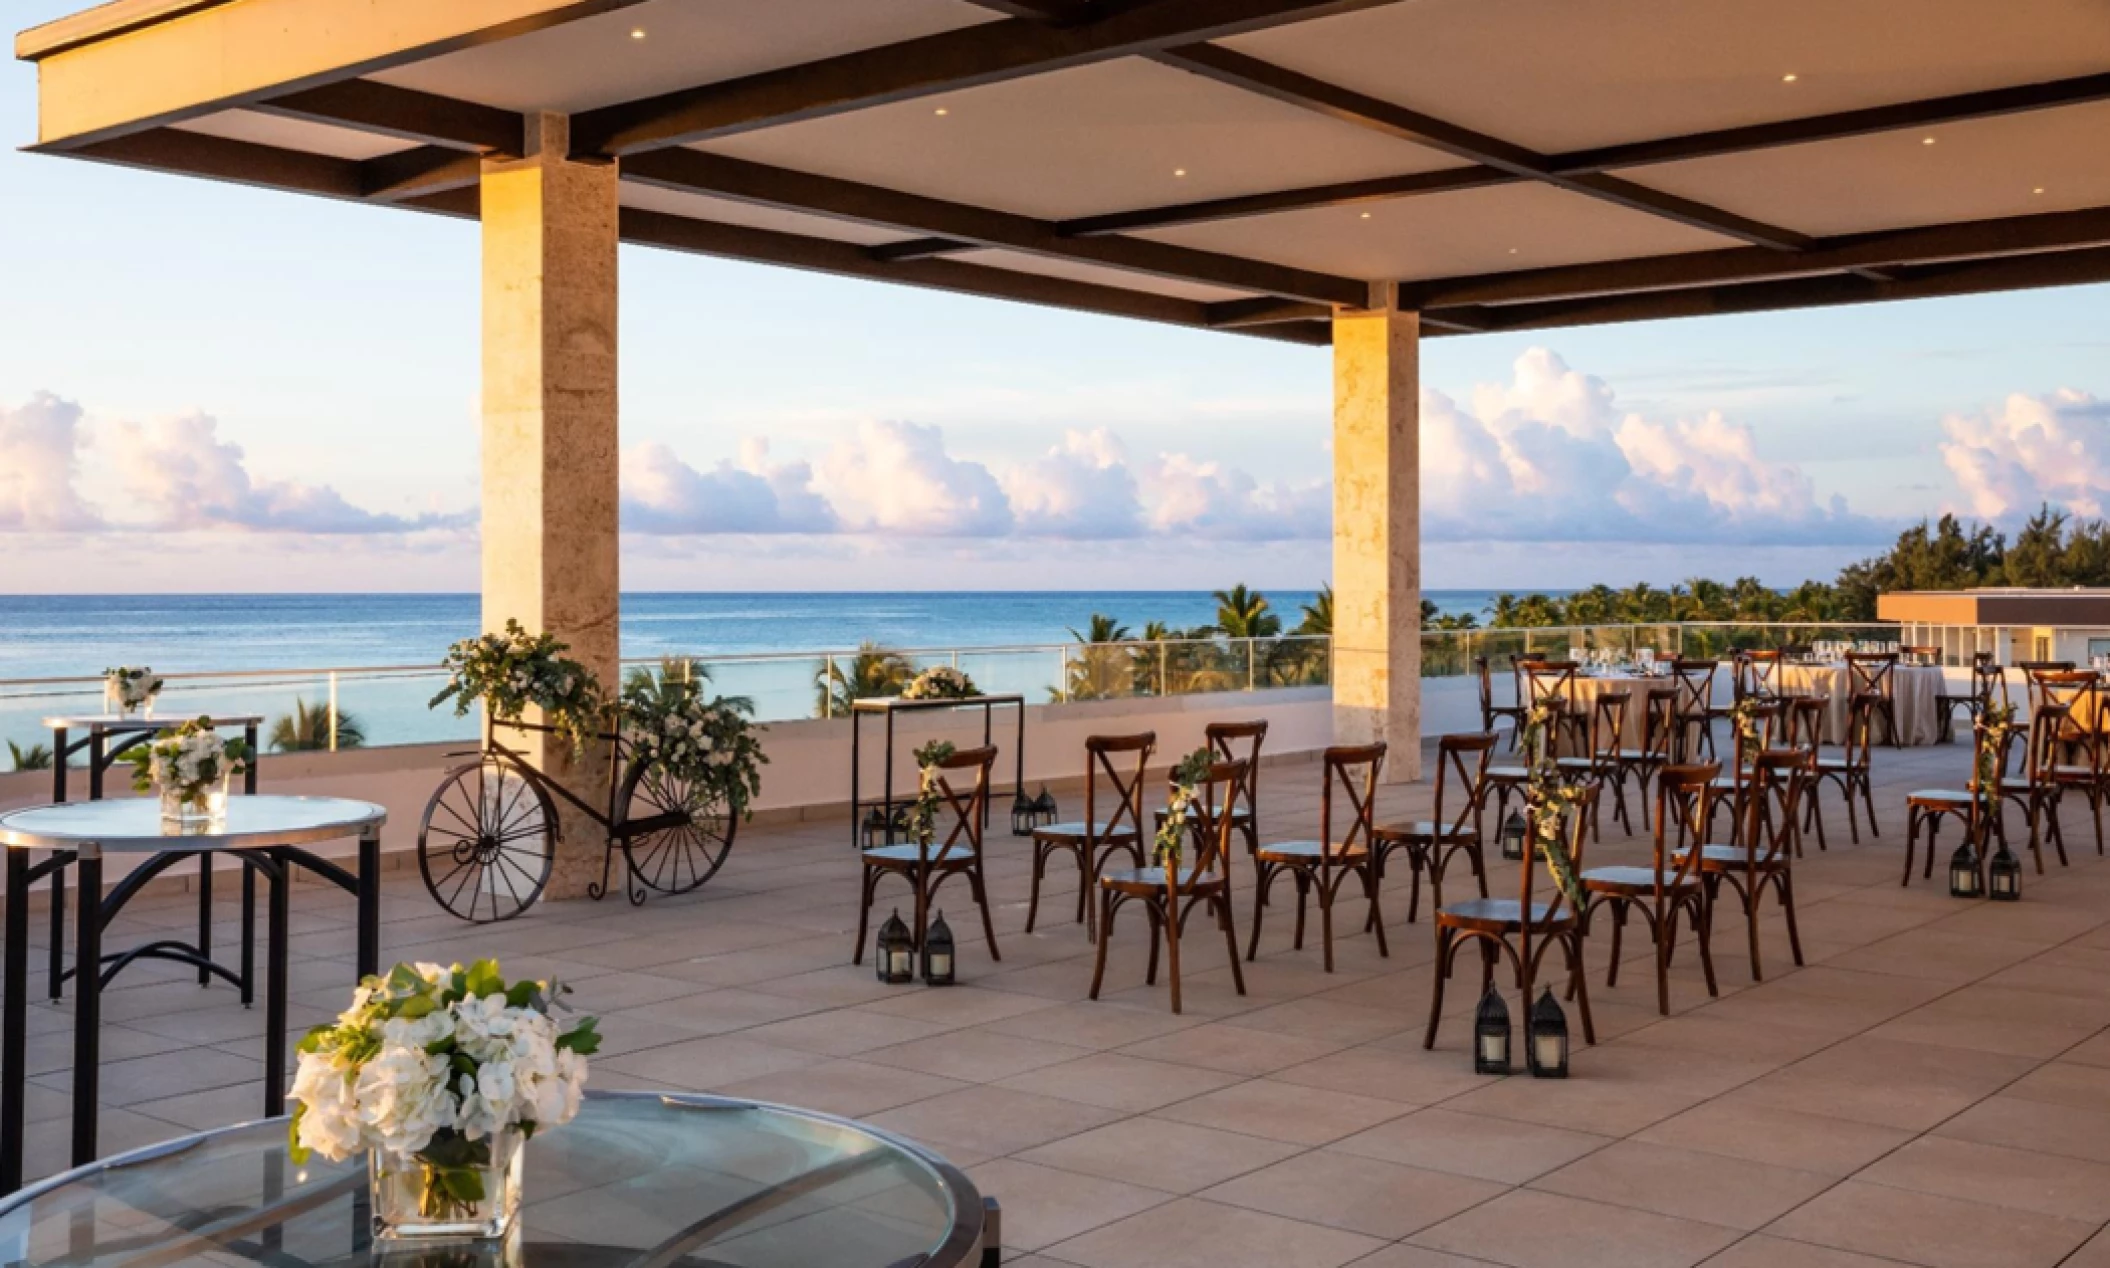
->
0, 590, 1510, 755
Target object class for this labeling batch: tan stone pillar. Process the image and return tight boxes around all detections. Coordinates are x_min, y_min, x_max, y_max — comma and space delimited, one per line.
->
481, 114, 620, 898
1332, 296, 1421, 782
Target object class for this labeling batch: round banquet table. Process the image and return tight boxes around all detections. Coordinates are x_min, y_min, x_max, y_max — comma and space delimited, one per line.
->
0, 1091, 993, 1268
1775, 662, 1945, 746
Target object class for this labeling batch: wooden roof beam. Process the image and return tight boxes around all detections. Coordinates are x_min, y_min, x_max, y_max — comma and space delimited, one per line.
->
253, 80, 524, 155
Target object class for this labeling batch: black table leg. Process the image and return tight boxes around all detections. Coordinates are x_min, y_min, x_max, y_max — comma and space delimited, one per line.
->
197, 852, 213, 987
265, 852, 289, 1118
850, 709, 862, 849
48, 862, 64, 1001
240, 863, 256, 1008
982, 703, 993, 831
50, 728, 67, 804
4, 846, 29, 1193
243, 725, 259, 795
884, 710, 897, 843
357, 830, 380, 980
87, 732, 105, 802
71, 852, 102, 1169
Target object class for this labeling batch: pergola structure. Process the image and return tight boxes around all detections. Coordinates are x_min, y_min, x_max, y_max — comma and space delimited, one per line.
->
18, 0, 2110, 890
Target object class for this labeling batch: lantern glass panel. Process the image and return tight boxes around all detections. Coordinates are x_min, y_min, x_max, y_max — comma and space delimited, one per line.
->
1473, 985, 1511, 1075
1528, 987, 1569, 1078
1949, 841, 1983, 899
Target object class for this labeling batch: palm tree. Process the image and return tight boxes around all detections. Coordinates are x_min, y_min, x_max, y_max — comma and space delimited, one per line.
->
1296, 585, 1333, 636
1212, 584, 1282, 638
1061, 614, 1135, 701
269, 698, 366, 752
7, 740, 53, 772
815, 642, 913, 718
625, 656, 754, 715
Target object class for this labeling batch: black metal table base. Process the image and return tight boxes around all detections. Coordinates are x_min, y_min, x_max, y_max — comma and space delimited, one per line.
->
849, 697, 1027, 849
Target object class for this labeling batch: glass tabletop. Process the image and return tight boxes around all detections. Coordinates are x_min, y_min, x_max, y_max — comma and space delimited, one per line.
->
0, 1092, 981, 1268
0, 796, 386, 853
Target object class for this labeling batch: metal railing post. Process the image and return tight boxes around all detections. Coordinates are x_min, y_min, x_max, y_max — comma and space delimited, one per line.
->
823, 656, 834, 719
1247, 638, 1257, 692
327, 671, 339, 753
1058, 646, 1070, 702
1158, 641, 1168, 697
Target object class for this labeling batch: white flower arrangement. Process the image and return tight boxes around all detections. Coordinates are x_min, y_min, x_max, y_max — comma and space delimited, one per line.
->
104, 665, 163, 712
290, 960, 600, 1221
618, 677, 767, 815
123, 717, 253, 813
430, 620, 607, 755
1152, 747, 1216, 870
906, 739, 957, 846
900, 665, 979, 701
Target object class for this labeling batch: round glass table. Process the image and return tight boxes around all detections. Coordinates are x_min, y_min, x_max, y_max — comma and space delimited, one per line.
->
0, 1092, 992, 1267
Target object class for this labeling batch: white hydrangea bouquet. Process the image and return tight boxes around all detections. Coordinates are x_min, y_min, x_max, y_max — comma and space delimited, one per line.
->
290, 960, 601, 1240
103, 665, 163, 716
901, 664, 979, 701
122, 716, 253, 825
619, 676, 767, 816
430, 620, 607, 756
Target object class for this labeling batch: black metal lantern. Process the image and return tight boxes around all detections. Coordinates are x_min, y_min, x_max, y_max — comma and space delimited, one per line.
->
1473, 984, 1511, 1075
1029, 785, 1059, 829
1989, 838, 2022, 902
876, 909, 915, 984
1528, 987, 1569, 1079
923, 910, 957, 985
1010, 790, 1037, 836
1500, 809, 1527, 862
862, 806, 893, 848
1949, 838, 1984, 900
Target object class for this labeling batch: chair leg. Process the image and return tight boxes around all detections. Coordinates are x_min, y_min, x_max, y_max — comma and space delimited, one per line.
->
1087, 889, 1113, 1001
1246, 862, 1273, 962
1292, 871, 1310, 951
1318, 878, 1336, 973
1778, 872, 1804, 968
1217, 894, 1246, 996
1862, 775, 1881, 838
852, 866, 877, 964
1902, 807, 1920, 887
1924, 817, 1941, 880
1742, 879, 1764, 982
1693, 894, 1720, 999
1164, 898, 1184, 1014
1565, 933, 1597, 1045
1655, 918, 1672, 1016
1025, 842, 1046, 934
1605, 899, 1626, 988
1423, 928, 1453, 1050
1144, 904, 1162, 986
1364, 866, 1389, 959
970, 866, 1002, 961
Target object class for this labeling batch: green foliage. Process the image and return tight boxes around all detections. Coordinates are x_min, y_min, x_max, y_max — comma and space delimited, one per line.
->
430, 620, 607, 755
815, 642, 913, 717
6, 741, 53, 772
269, 698, 365, 752
1212, 584, 1282, 639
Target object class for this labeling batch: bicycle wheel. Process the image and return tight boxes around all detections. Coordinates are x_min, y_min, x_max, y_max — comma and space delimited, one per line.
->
617, 759, 737, 896
419, 756, 556, 922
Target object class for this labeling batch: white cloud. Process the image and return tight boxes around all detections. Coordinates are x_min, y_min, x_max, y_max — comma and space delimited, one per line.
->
1002, 428, 1143, 539
0, 393, 102, 531
1941, 389, 2110, 521
818, 419, 1013, 537
622, 438, 836, 534
1147, 453, 1329, 540
112, 412, 448, 534
1421, 348, 1885, 545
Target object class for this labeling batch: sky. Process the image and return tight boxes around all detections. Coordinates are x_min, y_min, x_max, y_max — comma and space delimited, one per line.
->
4, 11, 2109, 595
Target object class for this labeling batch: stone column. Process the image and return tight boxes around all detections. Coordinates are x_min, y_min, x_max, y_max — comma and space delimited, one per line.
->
481, 114, 620, 898
1332, 294, 1421, 782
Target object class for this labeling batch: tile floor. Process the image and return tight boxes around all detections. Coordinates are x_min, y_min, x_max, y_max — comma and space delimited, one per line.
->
10, 732, 2110, 1268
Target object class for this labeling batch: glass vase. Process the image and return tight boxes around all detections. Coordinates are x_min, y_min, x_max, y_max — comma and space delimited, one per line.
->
370, 1130, 524, 1243
159, 772, 230, 827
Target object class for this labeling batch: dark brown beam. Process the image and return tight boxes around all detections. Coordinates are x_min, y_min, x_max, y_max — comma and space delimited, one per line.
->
1401, 204, 2110, 310
1154, 44, 1814, 252
622, 148, 1369, 305
619, 207, 1330, 345
254, 79, 524, 155
360, 146, 484, 201
1063, 166, 1509, 236
1457, 246, 2110, 334
1204, 297, 1330, 327
569, 0, 1404, 156
1557, 72, 2110, 175
868, 236, 977, 261
68, 127, 364, 198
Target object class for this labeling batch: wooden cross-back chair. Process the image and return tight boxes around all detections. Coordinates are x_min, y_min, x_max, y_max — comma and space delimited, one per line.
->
1556, 690, 1632, 838
2002, 702, 2075, 872
1249, 743, 1386, 972
1201, 719, 1267, 856
854, 744, 1001, 967
1089, 757, 1249, 1015
1734, 650, 1782, 702
1424, 783, 1598, 1053
2020, 662, 2077, 715
1678, 750, 1806, 981
2035, 671, 2107, 857
1373, 732, 1494, 924
1704, 697, 1786, 845
1612, 687, 1681, 830
1029, 732, 1154, 937
1523, 660, 1587, 753
1670, 659, 1723, 761
1580, 764, 1721, 1015
1936, 654, 2005, 744
1475, 656, 1529, 748
1807, 693, 1880, 849
1845, 651, 1901, 747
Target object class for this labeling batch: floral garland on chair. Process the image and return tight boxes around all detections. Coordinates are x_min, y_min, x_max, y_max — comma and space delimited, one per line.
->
906, 740, 958, 847
901, 665, 979, 701
1152, 747, 1216, 871
1974, 701, 2020, 827
1517, 704, 1588, 911
429, 621, 607, 756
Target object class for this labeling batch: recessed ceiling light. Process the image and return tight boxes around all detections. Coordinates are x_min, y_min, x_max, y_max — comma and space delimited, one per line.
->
933, 107, 949, 116
1360, 211, 1372, 219
1173, 168, 1187, 177
2033, 185, 2047, 195
1922, 135, 1937, 145
1508, 247, 1519, 255
629, 27, 646, 39
1781, 72, 1798, 83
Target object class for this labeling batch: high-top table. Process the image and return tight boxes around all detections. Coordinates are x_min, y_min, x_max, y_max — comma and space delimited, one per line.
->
0, 1091, 998, 1268
0, 796, 385, 1193
849, 695, 1026, 847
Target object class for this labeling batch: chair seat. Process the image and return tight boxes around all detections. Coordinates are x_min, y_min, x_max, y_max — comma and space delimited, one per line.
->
861, 844, 977, 868
1581, 865, 1697, 893
1813, 756, 1862, 772
2049, 765, 2102, 781
1153, 807, 1253, 825
1436, 897, 1573, 929
1487, 765, 1531, 782
1374, 820, 1478, 843
1554, 756, 1606, 771
1673, 844, 1788, 869
1907, 789, 1973, 807
1099, 865, 1224, 894
1034, 820, 1139, 844
1614, 749, 1665, 762
1258, 839, 1369, 863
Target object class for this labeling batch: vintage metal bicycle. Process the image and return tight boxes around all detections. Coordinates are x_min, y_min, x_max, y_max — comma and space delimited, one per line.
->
417, 711, 737, 922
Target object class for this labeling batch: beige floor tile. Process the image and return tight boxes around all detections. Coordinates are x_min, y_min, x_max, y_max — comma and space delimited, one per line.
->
595, 1033, 826, 1091
607, 986, 826, 1036
980, 1000, 1204, 1050
1933, 1093, 2110, 1165
1866, 984, 2110, 1057
1530, 1140, 1833, 1230
855, 986, 1060, 1027
1045, 1197, 1386, 1268
868, 1085, 1122, 1157
1855, 1135, 2110, 1222
2000, 1060, 2110, 1112
1436, 1067, 1709, 1139
1411, 1188, 1739, 1268
1218, 998, 1413, 1046
1199, 1150, 1507, 1239
865, 1028, 1094, 1082
994, 1052, 1243, 1112
1331, 1108, 1611, 1186
1633, 1099, 1913, 1177
737, 1007, 954, 1056
1150, 1078, 1411, 1146
1116, 1022, 1351, 1075
967, 1158, 1176, 1252
1699, 1234, 1934, 1267
1269, 1042, 1493, 1105
1334, 1246, 1510, 1268
1724, 1037, 2035, 1131
1017, 1117, 1303, 1193
1763, 1180, 2097, 1268
712, 1058, 967, 1118
2065, 1227, 2110, 1268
